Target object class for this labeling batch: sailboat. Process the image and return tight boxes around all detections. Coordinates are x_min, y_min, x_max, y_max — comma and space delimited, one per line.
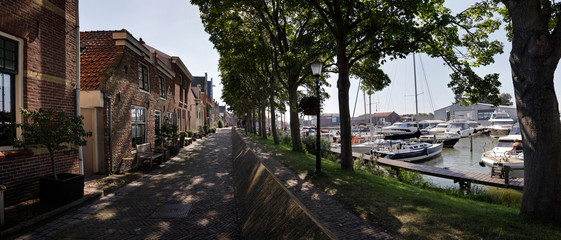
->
372, 53, 443, 162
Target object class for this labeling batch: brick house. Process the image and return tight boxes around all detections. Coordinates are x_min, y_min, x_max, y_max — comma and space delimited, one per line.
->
80, 30, 191, 174
0, 0, 79, 206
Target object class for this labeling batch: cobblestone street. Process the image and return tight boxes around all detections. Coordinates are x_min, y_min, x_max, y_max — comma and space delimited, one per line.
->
15, 128, 241, 240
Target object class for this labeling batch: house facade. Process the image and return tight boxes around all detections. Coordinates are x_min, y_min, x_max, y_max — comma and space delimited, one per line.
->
80, 30, 194, 174
0, 0, 80, 206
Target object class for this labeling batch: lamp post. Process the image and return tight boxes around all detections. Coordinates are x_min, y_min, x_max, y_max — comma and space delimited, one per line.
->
310, 61, 323, 174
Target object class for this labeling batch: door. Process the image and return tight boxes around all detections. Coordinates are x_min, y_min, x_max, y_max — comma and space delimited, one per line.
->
81, 108, 96, 176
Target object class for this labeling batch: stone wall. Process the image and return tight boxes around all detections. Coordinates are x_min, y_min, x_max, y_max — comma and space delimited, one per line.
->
231, 130, 336, 239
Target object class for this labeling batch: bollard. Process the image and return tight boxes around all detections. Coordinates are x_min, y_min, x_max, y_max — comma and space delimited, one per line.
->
1, 184, 6, 228
470, 135, 473, 152
504, 166, 510, 185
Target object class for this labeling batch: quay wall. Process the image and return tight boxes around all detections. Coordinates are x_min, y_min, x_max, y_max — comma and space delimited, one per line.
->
231, 129, 336, 239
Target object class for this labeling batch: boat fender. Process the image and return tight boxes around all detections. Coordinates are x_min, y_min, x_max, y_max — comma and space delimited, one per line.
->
479, 161, 485, 167
424, 147, 428, 155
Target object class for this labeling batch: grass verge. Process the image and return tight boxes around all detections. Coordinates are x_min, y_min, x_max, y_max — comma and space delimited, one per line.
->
246, 132, 561, 240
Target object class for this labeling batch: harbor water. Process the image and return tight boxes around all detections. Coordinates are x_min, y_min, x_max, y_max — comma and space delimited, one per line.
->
417, 135, 499, 189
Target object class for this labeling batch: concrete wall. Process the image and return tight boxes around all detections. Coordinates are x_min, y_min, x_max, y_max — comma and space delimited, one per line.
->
231, 130, 336, 239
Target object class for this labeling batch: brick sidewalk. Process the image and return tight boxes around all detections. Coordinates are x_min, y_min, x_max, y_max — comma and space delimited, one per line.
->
14, 128, 241, 240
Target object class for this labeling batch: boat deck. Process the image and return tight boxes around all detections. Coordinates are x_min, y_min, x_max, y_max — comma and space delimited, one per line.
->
330, 148, 524, 191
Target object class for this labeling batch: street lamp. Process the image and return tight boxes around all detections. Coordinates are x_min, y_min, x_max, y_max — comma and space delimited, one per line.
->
311, 61, 323, 174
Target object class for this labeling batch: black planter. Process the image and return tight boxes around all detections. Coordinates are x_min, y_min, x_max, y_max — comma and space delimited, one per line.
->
40, 173, 84, 204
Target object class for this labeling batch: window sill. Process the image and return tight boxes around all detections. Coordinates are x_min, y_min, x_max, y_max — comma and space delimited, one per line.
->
0, 149, 33, 159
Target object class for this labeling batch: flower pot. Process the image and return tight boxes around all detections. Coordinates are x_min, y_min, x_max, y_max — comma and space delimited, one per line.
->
40, 173, 84, 204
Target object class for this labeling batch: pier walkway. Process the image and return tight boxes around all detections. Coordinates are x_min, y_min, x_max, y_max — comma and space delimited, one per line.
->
330, 149, 524, 191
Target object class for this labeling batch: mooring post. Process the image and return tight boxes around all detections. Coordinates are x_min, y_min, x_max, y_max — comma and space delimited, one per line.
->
470, 135, 473, 152
1, 184, 6, 228
503, 166, 510, 185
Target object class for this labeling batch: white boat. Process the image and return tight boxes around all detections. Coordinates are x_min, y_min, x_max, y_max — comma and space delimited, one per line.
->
372, 140, 443, 163
351, 139, 386, 155
488, 110, 515, 137
445, 120, 477, 137
419, 133, 461, 148
380, 122, 421, 140
479, 123, 523, 178
419, 120, 444, 134
428, 122, 449, 135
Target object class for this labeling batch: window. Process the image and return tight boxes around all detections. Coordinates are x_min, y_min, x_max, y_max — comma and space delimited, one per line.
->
184, 79, 188, 103
179, 76, 183, 102
131, 106, 146, 148
0, 36, 17, 147
159, 76, 166, 98
154, 110, 161, 147
138, 63, 149, 91
166, 112, 173, 124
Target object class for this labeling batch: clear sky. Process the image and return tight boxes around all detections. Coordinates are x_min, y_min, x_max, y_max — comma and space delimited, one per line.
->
80, 0, 561, 117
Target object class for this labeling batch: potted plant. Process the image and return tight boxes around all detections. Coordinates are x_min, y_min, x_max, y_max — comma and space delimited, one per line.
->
13, 108, 91, 204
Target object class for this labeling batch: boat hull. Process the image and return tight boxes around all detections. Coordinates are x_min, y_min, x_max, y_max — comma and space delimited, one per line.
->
372, 143, 443, 163
419, 135, 460, 148
489, 128, 510, 137
479, 155, 524, 178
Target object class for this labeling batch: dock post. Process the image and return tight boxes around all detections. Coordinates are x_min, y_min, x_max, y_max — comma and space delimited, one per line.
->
470, 135, 473, 152
503, 166, 510, 185
1, 184, 6, 228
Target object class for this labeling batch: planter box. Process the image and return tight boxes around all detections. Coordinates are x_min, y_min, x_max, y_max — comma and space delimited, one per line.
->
40, 173, 84, 204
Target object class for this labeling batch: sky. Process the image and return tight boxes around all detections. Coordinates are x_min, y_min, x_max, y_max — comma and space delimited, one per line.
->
80, 1, 561, 117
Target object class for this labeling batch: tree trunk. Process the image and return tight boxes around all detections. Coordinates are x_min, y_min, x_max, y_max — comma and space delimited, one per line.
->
510, 33, 561, 224
270, 94, 280, 144
288, 82, 304, 152
336, 42, 354, 170
261, 101, 267, 139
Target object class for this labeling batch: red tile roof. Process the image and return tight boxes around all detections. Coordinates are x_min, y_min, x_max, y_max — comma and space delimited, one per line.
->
80, 31, 122, 90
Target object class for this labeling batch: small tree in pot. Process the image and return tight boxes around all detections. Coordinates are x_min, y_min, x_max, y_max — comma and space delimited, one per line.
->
13, 108, 91, 203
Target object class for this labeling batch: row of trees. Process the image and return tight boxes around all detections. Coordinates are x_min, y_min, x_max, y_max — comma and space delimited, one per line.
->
191, 0, 561, 225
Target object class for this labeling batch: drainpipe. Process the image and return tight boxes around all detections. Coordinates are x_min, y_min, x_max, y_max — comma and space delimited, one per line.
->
106, 94, 113, 174
76, 0, 84, 175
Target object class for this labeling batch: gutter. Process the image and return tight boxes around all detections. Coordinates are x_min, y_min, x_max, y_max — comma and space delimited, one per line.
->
76, 0, 84, 175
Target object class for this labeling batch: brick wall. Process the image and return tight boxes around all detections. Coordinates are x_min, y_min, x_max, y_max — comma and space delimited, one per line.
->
0, 0, 78, 206
102, 45, 177, 173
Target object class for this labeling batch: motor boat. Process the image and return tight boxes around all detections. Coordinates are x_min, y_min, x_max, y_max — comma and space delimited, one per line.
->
418, 120, 445, 134
372, 140, 443, 163
479, 123, 523, 178
445, 120, 476, 137
380, 122, 421, 140
488, 110, 516, 137
419, 133, 461, 148
351, 139, 386, 155
427, 122, 449, 135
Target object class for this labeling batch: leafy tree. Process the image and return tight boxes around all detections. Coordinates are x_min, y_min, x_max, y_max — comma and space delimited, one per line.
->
494, 0, 561, 224
499, 93, 512, 106
307, 0, 503, 170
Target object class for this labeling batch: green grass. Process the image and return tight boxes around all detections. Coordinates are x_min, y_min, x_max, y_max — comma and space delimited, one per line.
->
245, 132, 561, 240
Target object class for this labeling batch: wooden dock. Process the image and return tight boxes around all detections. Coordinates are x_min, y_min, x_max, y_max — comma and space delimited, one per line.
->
329, 149, 524, 191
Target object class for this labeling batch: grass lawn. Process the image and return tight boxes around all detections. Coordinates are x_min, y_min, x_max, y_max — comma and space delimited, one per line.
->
246, 133, 561, 240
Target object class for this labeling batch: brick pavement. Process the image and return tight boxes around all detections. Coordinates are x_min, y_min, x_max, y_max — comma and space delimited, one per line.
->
14, 128, 241, 240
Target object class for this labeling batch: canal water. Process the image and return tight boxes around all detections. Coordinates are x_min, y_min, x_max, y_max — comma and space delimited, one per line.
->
418, 135, 499, 188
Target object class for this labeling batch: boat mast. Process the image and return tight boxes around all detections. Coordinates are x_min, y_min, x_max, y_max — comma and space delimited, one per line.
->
413, 53, 419, 131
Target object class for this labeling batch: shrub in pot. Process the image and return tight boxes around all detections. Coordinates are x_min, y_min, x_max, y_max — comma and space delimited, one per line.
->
13, 108, 91, 204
